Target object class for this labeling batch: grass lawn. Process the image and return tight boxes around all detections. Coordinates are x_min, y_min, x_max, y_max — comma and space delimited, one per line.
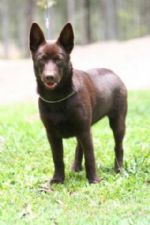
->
0, 90, 150, 225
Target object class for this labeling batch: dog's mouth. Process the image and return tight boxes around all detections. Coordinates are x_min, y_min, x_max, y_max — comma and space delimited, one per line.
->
41, 73, 61, 90
44, 81, 58, 89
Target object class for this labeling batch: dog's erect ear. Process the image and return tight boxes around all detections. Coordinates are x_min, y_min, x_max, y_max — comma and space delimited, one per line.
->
30, 23, 46, 52
57, 23, 74, 53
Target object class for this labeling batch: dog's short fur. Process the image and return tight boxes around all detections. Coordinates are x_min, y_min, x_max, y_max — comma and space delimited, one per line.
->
30, 23, 127, 184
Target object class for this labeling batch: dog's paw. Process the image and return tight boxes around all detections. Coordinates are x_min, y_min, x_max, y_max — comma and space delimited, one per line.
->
114, 166, 122, 173
114, 160, 123, 173
88, 177, 101, 184
114, 163, 123, 173
71, 163, 83, 172
50, 178, 64, 185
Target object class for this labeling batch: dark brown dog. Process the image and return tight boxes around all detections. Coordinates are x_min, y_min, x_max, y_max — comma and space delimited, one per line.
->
29, 23, 127, 184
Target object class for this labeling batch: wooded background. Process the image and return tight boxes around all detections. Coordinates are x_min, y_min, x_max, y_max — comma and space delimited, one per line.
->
0, 0, 150, 58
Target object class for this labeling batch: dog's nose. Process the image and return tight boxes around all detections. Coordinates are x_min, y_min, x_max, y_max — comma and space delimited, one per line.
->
45, 75, 55, 83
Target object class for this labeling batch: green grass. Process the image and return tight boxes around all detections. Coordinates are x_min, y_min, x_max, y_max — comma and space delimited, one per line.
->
0, 90, 150, 225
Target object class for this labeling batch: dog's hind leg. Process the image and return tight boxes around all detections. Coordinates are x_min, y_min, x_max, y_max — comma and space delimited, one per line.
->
109, 114, 126, 173
72, 142, 83, 172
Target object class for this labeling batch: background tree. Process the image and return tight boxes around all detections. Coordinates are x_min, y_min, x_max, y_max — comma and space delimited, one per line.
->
67, 0, 76, 26
0, 0, 9, 58
80, 0, 92, 44
100, 0, 118, 40
0, 0, 150, 58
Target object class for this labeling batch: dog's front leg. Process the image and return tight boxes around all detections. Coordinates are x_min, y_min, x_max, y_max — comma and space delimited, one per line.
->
46, 131, 65, 184
78, 130, 100, 184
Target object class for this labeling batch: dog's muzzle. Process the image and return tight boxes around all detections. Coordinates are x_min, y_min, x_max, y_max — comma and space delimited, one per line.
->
42, 73, 59, 89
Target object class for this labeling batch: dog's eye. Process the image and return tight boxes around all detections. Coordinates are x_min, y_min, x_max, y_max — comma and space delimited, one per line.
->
38, 55, 48, 64
55, 58, 62, 64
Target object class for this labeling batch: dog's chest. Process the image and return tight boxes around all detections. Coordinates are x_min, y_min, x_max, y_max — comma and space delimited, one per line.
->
50, 110, 74, 134
40, 103, 83, 138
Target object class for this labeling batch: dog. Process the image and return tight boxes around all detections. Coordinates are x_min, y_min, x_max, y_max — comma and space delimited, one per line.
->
29, 23, 127, 184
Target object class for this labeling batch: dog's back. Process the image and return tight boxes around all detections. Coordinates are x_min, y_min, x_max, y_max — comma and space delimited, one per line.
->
73, 68, 127, 124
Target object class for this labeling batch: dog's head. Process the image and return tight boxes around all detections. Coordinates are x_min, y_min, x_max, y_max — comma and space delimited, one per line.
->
30, 23, 74, 90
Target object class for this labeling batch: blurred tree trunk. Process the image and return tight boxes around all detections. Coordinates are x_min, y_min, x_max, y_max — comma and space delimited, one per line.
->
24, 0, 35, 57
47, 5, 55, 39
140, 0, 150, 33
67, 0, 76, 26
80, 0, 92, 44
17, 2, 25, 56
17, 0, 34, 57
100, 0, 118, 40
1, 0, 9, 58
